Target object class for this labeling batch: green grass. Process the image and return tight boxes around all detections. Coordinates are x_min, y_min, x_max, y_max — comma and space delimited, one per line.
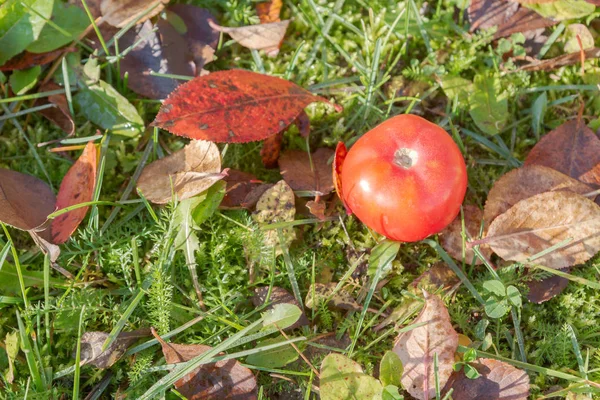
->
1, 0, 600, 399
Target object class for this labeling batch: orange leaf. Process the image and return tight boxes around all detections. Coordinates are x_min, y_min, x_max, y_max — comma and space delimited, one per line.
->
50, 141, 97, 244
152, 70, 336, 143
256, 0, 283, 24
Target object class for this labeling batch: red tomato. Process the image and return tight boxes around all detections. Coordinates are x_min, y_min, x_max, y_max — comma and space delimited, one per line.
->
340, 114, 467, 242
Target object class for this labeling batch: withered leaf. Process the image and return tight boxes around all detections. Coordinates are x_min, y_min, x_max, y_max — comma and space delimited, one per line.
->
137, 140, 224, 204
440, 205, 492, 265
484, 165, 593, 225
252, 286, 308, 330
260, 132, 283, 168
468, 0, 519, 32
295, 110, 311, 138
525, 120, 600, 186
519, 48, 600, 72
445, 358, 529, 400
252, 180, 295, 249
256, 0, 283, 24
393, 292, 458, 400
0, 48, 67, 71
306, 199, 327, 220
241, 183, 274, 210
0, 169, 56, 231
527, 268, 570, 304
209, 20, 289, 53
494, 7, 555, 39
332, 142, 350, 213
486, 191, 600, 269
152, 329, 258, 399
153, 70, 334, 143
36, 82, 75, 135
304, 283, 360, 311
78, 330, 149, 369
100, 0, 169, 28
220, 170, 260, 209
50, 141, 97, 244
408, 263, 459, 294
279, 148, 335, 195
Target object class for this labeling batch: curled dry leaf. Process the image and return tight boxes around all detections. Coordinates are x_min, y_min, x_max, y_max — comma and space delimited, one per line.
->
152, 328, 257, 400
152, 70, 335, 143
527, 268, 570, 303
252, 180, 296, 250
445, 358, 529, 400
209, 19, 289, 53
279, 148, 335, 195
35, 82, 75, 135
393, 292, 458, 400
0, 169, 56, 231
78, 329, 150, 369
439, 205, 492, 265
525, 120, 600, 186
260, 131, 284, 168
100, 0, 169, 28
256, 0, 283, 23
304, 282, 361, 311
50, 141, 97, 244
484, 165, 593, 224
332, 142, 351, 213
486, 191, 600, 269
252, 286, 308, 330
136, 140, 224, 204
306, 199, 327, 220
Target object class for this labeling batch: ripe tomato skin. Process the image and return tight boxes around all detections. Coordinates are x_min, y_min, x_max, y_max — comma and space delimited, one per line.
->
340, 114, 467, 242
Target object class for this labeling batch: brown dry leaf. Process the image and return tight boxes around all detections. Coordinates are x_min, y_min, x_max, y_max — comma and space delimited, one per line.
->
260, 132, 283, 168
306, 199, 326, 220
220, 170, 260, 209
279, 148, 335, 195
295, 111, 311, 138
393, 292, 458, 400
445, 358, 530, 400
79, 330, 149, 369
137, 140, 224, 204
0, 48, 67, 71
0, 169, 56, 231
304, 283, 360, 311
241, 183, 274, 210
519, 48, 600, 72
408, 263, 459, 294
486, 191, 600, 269
440, 205, 492, 265
256, 0, 283, 23
252, 286, 309, 330
209, 19, 289, 52
100, 0, 169, 28
484, 165, 593, 224
151, 328, 258, 399
252, 180, 296, 249
468, 0, 519, 32
525, 120, 600, 186
35, 82, 75, 135
494, 7, 555, 39
527, 268, 570, 303
29, 230, 61, 262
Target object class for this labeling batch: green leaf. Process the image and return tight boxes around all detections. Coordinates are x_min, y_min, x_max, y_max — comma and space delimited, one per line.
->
382, 385, 403, 400
506, 285, 522, 308
8, 65, 40, 95
4, 331, 18, 383
0, 0, 54, 66
469, 75, 508, 136
441, 75, 472, 104
73, 80, 144, 137
524, 0, 595, 21
173, 197, 203, 251
482, 332, 493, 351
0, 262, 63, 295
463, 348, 477, 363
320, 353, 383, 400
261, 303, 302, 331
191, 180, 226, 226
245, 337, 299, 368
484, 297, 510, 319
475, 319, 489, 341
379, 351, 403, 387
368, 240, 400, 278
464, 363, 481, 379
482, 280, 505, 297
563, 24, 594, 54
531, 92, 547, 139
26, 1, 88, 53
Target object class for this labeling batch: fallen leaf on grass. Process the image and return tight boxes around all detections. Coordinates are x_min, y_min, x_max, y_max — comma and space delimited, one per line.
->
408, 263, 459, 294
252, 286, 308, 330
100, 0, 169, 28
35, 82, 75, 135
486, 191, 600, 269
393, 292, 458, 400
305, 283, 360, 311
519, 48, 600, 72
332, 142, 350, 213
494, 7, 556, 39
136, 140, 224, 204
484, 165, 593, 224
320, 353, 383, 400
469, 75, 508, 136
306, 199, 326, 220
0, 48, 67, 72
379, 350, 403, 388
295, 111, 311, 137
252, 180, 296, 250
445, 358, 529, 400
220, 170, 261, 209
440, 205, 492, 265
152, 328, 258, 399
525, 120, 600, 186
468, 0, 519, 32
279, 148, 335, 195
209, 19, 289, 53
260, 132, 284, 168
50, 142, 97, 244
256, 0, 283, 23
153, 70, 335, 143
79, 329, 150, 369
527, 268, 570, 303
241, 183, 274, 210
